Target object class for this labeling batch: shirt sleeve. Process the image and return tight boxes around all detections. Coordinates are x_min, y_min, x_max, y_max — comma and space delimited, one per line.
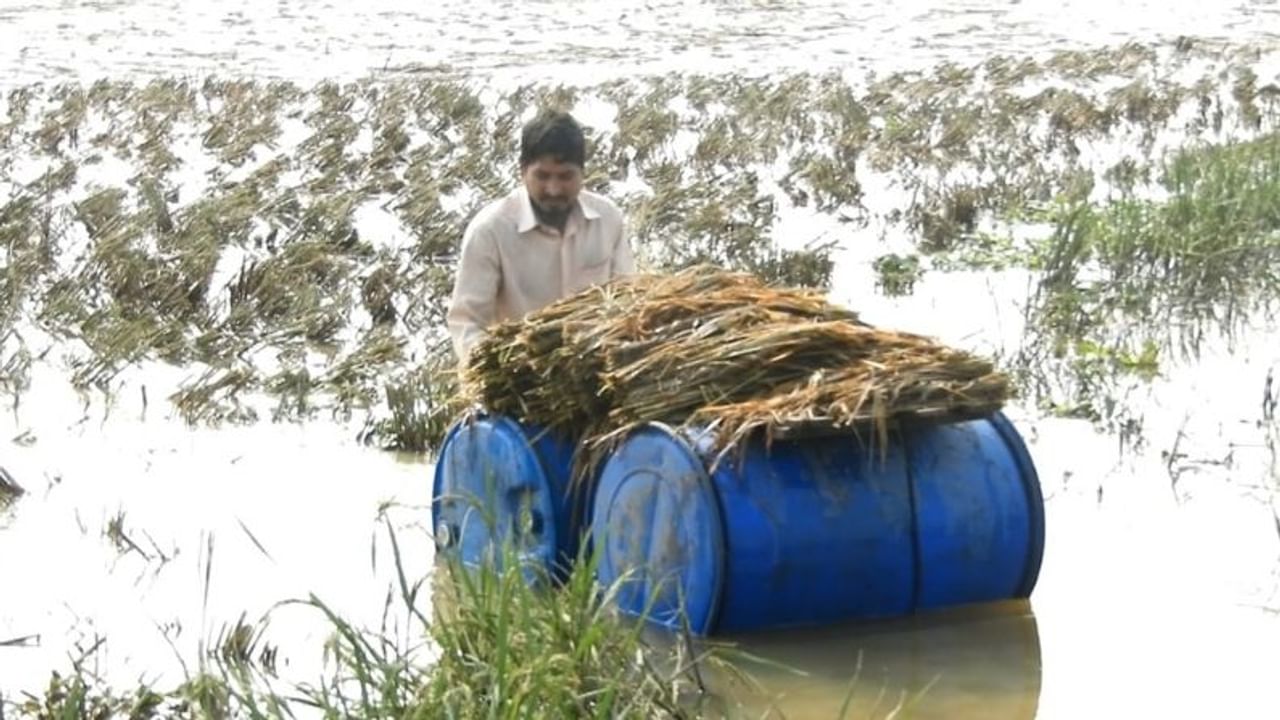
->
446, 220, 501, 364
611, 217, 637, 276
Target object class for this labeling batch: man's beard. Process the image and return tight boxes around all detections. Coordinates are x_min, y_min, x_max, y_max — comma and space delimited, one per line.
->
531, 198, 572, 229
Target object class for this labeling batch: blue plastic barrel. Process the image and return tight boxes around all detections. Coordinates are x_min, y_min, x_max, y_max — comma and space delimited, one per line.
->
431, 415, 583, 582
591, 412, 1045, 635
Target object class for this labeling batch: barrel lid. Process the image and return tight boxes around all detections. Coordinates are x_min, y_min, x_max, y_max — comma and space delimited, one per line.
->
432, 415, 560, 580
593, 423, 725, 634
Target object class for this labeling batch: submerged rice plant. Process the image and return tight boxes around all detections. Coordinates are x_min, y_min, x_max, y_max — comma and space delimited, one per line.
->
0, 42, 1276, 449
358, 338, 463, 453
1036, 131, 1280, 353
0, 465, 23, 509
1018, 131, 1280, 422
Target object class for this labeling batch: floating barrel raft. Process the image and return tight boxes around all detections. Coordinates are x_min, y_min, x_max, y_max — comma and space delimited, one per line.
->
431, 411, 1045, 635
591, 413, 1044, 635
434, 267, 1045, 634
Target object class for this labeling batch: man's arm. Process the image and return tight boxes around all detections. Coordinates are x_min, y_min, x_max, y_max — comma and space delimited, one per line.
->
610, 219, 636, 276
446, 222, 501, 364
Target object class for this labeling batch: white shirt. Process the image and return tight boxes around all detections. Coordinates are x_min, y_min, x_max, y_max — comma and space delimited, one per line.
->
446, 186, 635, 362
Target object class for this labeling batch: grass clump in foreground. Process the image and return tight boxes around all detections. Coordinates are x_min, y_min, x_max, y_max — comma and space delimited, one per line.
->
3, 546, 712, 719
420, 555, 707, 719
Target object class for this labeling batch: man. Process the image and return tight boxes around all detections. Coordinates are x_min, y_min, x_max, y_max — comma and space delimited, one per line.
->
446, 109, 635, 363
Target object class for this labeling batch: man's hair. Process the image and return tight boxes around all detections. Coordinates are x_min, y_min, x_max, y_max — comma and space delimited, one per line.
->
520, 110, 586, 168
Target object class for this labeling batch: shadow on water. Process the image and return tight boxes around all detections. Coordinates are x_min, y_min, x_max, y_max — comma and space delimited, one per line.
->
674, 600, 1040, 719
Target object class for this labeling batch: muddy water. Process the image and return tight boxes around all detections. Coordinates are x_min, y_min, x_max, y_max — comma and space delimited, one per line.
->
0, 366, 438, 692
708, 601, 1044, 719
1, 0, 1279, 86
1, 1, 1280, 718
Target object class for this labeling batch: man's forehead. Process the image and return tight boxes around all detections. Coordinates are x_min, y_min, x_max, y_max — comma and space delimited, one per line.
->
526, 157, 581, 172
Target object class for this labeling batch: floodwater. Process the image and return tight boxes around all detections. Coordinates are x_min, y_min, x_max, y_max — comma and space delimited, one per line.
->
1, 1, 1280, 718
0, 362, 439, 692
1, 0, 1279, 86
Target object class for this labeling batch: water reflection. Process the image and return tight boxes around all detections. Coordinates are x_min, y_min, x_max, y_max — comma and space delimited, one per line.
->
702, 600, 1040, 719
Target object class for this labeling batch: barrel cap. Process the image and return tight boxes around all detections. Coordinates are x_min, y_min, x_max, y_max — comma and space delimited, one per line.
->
593, 423, 725, 634
432, 415, 561, 580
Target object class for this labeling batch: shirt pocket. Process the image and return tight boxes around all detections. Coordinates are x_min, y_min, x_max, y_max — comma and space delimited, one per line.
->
569, 256, 612, 293
574, 231, 611, 268
568, 234, 613, 292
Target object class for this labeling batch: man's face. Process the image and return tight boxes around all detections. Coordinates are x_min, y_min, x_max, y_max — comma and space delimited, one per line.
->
521, 156, 583, 228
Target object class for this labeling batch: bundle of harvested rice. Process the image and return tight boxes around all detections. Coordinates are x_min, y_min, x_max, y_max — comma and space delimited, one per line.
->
463, 265, 1010, 456
688, 338, 1010, 449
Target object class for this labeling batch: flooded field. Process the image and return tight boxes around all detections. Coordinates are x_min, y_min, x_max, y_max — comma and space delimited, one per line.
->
2, 0, 1280, 84
2, 1, 1280, 717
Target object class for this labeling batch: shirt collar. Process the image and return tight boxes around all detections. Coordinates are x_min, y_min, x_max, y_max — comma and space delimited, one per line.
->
516, 187, 599, 234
